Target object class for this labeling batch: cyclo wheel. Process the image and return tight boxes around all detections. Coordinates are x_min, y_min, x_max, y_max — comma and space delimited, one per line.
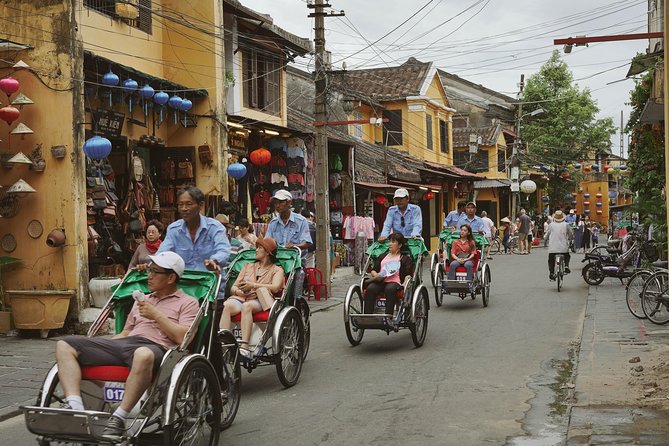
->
642, 271, 669, 325
433, 263, 444, 307
344, 286, 365, 345
481, 264, 491, 307
275, 310, 305, 388
626, 270, 651, 319
557, 259, 563, 292
490, 238, 501, 255
295, 298, 311, 360
218, 330, 241, 430
429, 252, 439, 287
409, 287, 429, 348
164, 358, 221, 446
582, 262, 605, 286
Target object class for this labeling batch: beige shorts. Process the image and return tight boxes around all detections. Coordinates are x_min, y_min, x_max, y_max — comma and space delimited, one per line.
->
518, 233, 528, 242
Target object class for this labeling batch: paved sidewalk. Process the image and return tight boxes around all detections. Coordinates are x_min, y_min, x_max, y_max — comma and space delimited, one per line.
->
567, 277, 669, 444
0, 267, 353, 422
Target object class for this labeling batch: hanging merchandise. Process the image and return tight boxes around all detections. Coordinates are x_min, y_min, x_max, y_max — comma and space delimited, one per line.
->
250, 148, 271, 166
122, 78, 139, 112
11, 93, 33, 107
227, 162, 247, 179
83, 135, 112, 160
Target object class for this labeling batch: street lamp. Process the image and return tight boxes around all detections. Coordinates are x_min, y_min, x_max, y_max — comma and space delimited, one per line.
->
342, 95, 355, 115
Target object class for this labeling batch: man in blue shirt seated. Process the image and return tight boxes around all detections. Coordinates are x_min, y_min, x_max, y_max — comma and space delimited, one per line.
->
456, 201, 484, 234
264, 189, 312, 253
565, 209, 576, 225
378, 188, 423, 241
157, 186, 231, 272
444, 200, 466, 228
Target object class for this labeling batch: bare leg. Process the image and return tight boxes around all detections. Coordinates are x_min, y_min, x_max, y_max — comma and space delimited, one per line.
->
240, 301, 256, 346
56, 340, 82, 398
219, 300, 241, 331
118, 347, 154, 413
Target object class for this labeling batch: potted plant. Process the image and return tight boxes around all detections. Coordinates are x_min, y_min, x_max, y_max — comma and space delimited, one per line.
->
6, 287, 76, 338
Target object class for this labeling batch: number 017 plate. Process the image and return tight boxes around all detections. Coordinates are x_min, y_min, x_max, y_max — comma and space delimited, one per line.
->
103, 382, 126, 403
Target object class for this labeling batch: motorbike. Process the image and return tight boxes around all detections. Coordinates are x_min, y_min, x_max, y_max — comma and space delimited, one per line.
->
581, 237, 658, 285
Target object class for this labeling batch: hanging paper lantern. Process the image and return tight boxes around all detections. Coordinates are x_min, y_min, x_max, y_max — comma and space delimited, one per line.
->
619, 164, 627, 171
564, 193, 573, 199
0, 76, 20, 96
603, 165, 610, 172
101, 71, 120, 86
584, 201, 590, 206
250, 148, 271, 166
139, 84, 155, 99
424, 191, 435, 200
608, 191, 617, 199
168, 95, 183, 109
591, 163, 600, 171
561, 171, 569, 179
572, 192, 578, 197
227, 162, 247, 179
584, 165, 591, 172
0, 105, 20, 124
154, 91, 169, 105
122, 78, 138, 94
519, 179, 537, 194
574, 163, 582, 169
596, 209, 603, 215
178, 98, 193, 112
540, 165, 550, 173
584, 193, 590, 198
571, 200, 577, 206
596, 202, 603, 207
542, 196, 549, 202
595, 193, 602, 198
83, 135, 112, 160
584, 209, 591, 214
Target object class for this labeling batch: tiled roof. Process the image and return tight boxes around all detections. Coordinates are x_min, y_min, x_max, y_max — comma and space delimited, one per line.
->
452, 125, 504, 148
331, 58, 432, 101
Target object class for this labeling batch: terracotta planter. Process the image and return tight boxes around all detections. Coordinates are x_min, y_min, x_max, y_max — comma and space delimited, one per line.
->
7, 289, 75, 337
46, 228, 66, 247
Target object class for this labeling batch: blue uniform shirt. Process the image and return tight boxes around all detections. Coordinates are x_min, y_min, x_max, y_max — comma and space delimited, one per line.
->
380, 203, 422, 238
443, 210, 463, 228
456, 214, 485, 233
158, 215, 231, 270
265, 211, 313, 248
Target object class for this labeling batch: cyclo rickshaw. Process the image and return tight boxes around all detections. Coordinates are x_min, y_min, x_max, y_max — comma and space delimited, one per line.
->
344, 238, 430, 348
432, 229, 492, 307
22, 269, 239, 445
219, 246, 309, 388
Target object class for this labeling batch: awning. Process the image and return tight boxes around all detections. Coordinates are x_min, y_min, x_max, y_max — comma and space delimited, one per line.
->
609, 204, 632, 211
389, 179, 441, 190
639, 99, 664, 124
474, 179, 511, 189
626, 50, 663, 77
354, 181, 397, 190
423, 161, 483, 180
0, 39, 31, 52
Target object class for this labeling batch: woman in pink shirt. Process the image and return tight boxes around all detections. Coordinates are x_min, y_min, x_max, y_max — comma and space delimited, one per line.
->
364, 233, 414, 318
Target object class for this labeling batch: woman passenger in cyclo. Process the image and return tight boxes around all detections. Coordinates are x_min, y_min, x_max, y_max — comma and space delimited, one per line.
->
364, 233, 414, 318
219, 236, 285, 357
544, 210, 573, 281
448, 224, 477, 283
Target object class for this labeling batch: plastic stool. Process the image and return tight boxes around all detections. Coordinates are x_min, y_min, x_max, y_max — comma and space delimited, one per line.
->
304, 267, 328, 301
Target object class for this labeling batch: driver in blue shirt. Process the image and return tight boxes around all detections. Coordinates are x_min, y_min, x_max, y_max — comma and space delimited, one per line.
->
264, 189, 312, 252
456, 201, 485, 234
444, 201, 466, 228
378, 188, 422, 241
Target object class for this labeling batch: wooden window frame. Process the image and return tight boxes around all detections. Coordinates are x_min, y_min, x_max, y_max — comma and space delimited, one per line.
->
439, 119, 449, 154
426, 115, 433, 151
383, 109, 403, 146
243, 50, 282, 116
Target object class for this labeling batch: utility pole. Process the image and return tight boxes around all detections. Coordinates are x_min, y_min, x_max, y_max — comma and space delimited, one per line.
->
511, 74, 524, 218
308, 0, 344, 284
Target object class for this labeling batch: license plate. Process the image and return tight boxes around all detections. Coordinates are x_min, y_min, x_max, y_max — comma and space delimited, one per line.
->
103, 382, 125, 403
456, 272, 467, 282
232, 328, 241, 338
376, 299, 386, 308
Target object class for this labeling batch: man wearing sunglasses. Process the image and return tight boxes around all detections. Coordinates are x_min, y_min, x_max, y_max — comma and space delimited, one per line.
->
378, 188, 422, 242
55, 252, 199, 440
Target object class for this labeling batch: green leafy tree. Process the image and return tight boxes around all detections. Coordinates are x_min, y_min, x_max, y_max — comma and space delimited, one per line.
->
520, 50, 616, 211
625, 62, 666, 251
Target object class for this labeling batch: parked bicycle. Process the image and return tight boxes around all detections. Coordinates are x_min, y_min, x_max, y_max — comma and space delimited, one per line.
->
627, 260, 668, 319
641, 268, 669, 324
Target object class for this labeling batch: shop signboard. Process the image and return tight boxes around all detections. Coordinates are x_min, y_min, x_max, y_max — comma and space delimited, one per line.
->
93, 109, 125, 137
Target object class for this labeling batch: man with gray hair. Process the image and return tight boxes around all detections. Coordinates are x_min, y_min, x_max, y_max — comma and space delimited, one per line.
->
480, 210, 496, 259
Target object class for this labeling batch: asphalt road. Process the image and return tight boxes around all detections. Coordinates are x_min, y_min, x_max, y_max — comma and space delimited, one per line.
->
2, 248, 590, 446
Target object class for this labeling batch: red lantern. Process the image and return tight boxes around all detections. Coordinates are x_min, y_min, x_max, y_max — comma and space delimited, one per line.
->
0, 105, 20, 125
596, 209, 603, 215
424, 191, 435, 200
584, 165, 591, 172
561, 171, 569, 179
603, 165, 610, 172
249, 148, 271, 166
375, 195, 387, 205
595, 193, 603, 198
0, 77, 19, 96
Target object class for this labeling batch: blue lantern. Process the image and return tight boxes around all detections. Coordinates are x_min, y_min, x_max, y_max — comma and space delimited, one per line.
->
542, 196, 549, 202
596, 202, 603, 207
540, 165, 549, 173
571, 200, 577, 205
584, 193, 590, 198
83, 135, 112, 160
227, 162, 247, 179
122, 78, 138, 94
564, 193, 572, 199
574, 163, 582, 169
139, 84, 155, 99
102, 71, 120, 86
179, 99, 193, 111
608, 191, 617, 199
591, 163, 600, 171
619, 164, 627, 171
584, 209, 591, 214
168, 95, 183, 109
154, 91, 169, 105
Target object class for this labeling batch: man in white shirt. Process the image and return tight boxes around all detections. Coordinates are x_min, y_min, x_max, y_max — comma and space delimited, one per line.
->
480, 211, 496, 259
544, 210, 573, 280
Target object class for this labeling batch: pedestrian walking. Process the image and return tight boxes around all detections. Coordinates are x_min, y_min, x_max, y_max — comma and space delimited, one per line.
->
518, 209, 532, 254
501, 217, 512, 254
592, 223, 599, 246
480, 210, 496, 259
574, 215, 583, 253
583, 221, 591, 251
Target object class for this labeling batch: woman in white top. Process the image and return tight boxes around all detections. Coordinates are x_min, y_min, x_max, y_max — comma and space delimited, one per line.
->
235, 218, 257, 250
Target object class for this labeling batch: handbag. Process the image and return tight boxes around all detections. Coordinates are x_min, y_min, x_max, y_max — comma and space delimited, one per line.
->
93, 199, 107, 210
256, 287, 276, 311
177, 161, 193, 179
103, 206, 116, 221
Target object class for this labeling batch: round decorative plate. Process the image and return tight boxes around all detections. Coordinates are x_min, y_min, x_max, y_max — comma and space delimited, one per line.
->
1, 233, 17, 253
27, 219, 43, 238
